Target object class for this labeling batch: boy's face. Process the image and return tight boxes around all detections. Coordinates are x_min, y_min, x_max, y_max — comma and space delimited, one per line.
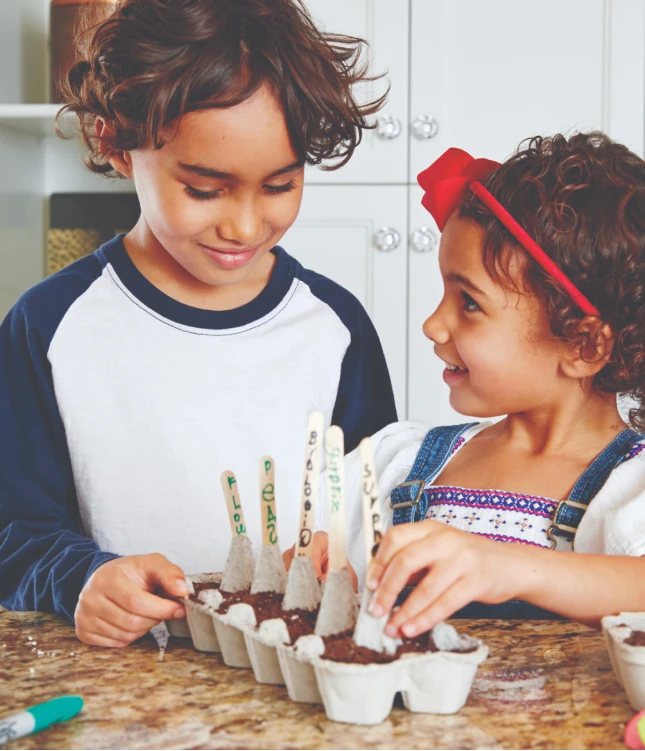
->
422, 215, 569, 418
115, 85, 304, 289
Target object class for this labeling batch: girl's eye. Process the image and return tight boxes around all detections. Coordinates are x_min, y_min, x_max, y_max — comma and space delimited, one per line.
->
462, 292, 481, 312
185, 185, 223, 201
264, 180, 296, 195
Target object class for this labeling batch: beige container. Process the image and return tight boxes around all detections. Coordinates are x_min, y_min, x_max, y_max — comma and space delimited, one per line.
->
277, 643, 323, 704
312, 643, 488, 725
212, 603, 254, 669
182, 573, 222, 653
241, 618, 291, 686
602, 612, 645, 710
166, 618, 191, 639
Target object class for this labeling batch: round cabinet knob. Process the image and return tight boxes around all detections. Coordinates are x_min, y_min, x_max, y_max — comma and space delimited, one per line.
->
376, 115, 402, 140
374, 227, 401, 252
412, 115, 439, 140
411, 227, 437, 253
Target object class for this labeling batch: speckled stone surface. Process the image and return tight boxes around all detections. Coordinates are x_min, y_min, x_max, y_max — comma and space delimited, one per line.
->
0, 612, 634, 749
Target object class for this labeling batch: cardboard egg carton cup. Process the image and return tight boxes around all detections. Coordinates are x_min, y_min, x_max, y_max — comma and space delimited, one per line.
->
179, 573, 223, 653
602, 612, 645, 710
225, 602, 487, 725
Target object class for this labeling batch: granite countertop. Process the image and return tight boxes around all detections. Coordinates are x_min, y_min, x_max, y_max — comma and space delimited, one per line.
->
0, 611, 634, 749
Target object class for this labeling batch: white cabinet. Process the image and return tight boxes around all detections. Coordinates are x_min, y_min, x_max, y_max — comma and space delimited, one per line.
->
281, 185, 408, 416
409, 0, 645, 176
303, 0, 409, 185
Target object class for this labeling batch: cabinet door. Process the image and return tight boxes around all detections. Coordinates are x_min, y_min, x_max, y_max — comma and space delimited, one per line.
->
410, 0, 645, 178
407, 185, 466, 426
280, 185, 408, 417
302, 0, 409, 184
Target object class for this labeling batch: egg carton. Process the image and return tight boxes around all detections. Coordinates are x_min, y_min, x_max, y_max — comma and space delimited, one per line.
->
181, 573, 222, 653
211, 601, 254, 669
235, 613, 488, 725
602, 612, 645, 710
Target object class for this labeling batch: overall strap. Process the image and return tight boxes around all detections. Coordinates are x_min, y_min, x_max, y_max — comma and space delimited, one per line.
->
390, 423, 478, 524
548, 428, 644, 544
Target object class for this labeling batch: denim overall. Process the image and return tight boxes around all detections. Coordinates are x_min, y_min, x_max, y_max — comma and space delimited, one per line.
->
390, 423, 643, 619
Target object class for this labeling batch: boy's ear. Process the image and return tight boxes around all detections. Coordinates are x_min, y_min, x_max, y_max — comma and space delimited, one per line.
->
560, 319, 614, 380
95, 117, 133, 179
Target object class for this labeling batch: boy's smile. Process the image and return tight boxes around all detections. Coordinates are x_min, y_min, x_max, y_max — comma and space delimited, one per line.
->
100, 84, 305, 311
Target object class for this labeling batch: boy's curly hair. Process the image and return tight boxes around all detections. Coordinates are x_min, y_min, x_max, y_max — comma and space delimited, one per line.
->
460, 132, 645, 431
57, 0, 387, 173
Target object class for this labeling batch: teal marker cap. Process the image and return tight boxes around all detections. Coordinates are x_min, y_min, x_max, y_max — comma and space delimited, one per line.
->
27, 696, 84, 733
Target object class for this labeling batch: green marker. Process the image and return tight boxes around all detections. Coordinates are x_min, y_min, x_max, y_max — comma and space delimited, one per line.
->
0, 696, 83, 746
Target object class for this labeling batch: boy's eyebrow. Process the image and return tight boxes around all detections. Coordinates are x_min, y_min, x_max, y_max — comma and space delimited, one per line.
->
447, 273, 489, 298
178, 160, 304, 180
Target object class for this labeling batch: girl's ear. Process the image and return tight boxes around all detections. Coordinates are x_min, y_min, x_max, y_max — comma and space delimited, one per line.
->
561, 319, 614, 380
95, 117, 133, 179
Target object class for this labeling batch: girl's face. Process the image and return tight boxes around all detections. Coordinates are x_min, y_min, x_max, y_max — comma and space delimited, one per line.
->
123, 85, 304, 288
423, 215, 568, 417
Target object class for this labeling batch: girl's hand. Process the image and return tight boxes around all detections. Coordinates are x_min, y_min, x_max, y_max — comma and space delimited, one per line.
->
283, 531, 358, 591
75, 553, 189, 648
365, 520, 525, 638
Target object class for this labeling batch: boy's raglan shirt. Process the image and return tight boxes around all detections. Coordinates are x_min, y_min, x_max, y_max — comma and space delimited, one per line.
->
0, 236, 397, 619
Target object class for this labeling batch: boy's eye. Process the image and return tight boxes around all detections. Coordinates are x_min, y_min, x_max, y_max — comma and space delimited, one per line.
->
264, 180, 297, 195
185, 185, 223, 201
184, 181, 297, 201
462, 291, 481, 312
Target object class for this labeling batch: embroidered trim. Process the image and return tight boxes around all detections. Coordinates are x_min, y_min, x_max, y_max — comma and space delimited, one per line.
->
627, 443, 645, 461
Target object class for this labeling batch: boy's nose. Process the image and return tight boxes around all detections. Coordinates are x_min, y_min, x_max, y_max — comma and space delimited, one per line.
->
218, 200, 263, 246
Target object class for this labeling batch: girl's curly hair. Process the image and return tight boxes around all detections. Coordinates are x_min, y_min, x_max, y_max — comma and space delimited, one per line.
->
56, 0, 387, 173
460, 132, 645, 431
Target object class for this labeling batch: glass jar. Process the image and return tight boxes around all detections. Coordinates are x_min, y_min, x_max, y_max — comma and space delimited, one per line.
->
50, 0, 117, 103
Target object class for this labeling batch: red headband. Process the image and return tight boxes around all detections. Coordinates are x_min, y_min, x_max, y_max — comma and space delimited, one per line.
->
417, 148, 600, 317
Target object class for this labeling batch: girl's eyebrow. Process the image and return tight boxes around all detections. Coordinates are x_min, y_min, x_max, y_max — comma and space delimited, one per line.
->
447, 273, 489, 298
178, 160, 304, 180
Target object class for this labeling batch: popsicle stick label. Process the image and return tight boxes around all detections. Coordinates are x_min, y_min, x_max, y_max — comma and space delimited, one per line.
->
296, 412, 325, 557
325, 426, 347, 572
260, 456, 278, 546
359, 438, 383, 567
221, 471, 246, 536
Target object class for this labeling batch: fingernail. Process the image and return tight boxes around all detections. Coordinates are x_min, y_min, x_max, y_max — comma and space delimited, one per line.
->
385, 623, 399, 637
368, 594, 384, 617
176, 578, 190, 595
365, 576, 378, 591
402, 623, 417, 637
172, 607, 184, 619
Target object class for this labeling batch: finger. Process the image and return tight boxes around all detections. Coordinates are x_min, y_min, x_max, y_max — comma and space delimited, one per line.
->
140, 554, 189, 598
385, 561, 460, 636
282, 546, 295, 571
365, 521, 436, 590
75, 626, 130, 649
368, 537, 442, 617
82, 614, 149, 645
94, 595, 164, 633
110, 581, 185, 621
398, 580, 475, 638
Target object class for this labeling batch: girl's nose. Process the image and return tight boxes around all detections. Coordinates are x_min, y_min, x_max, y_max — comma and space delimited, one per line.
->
218, 198, 263, 246
423, 304, 450, 344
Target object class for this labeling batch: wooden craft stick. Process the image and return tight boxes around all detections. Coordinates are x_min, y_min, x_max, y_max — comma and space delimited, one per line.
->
295, 412, 325, 557
221, 470, 247, 537
325, 425, 347, 572
359, 437, 383, 568
260, 456, 278, 547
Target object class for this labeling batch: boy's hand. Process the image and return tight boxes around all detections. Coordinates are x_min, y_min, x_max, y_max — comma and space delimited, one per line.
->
283, 531, 358, 591
75, 553, 189, 648
365, 520, 525, 638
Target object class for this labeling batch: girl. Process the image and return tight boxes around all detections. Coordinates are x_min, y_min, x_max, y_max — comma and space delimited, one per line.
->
0, 0, 396, 647
341, 132, 645, 634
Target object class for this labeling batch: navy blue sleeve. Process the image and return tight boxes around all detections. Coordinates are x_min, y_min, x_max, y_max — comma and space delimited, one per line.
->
0, 259, 119, 620
299, 269, 398, 454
